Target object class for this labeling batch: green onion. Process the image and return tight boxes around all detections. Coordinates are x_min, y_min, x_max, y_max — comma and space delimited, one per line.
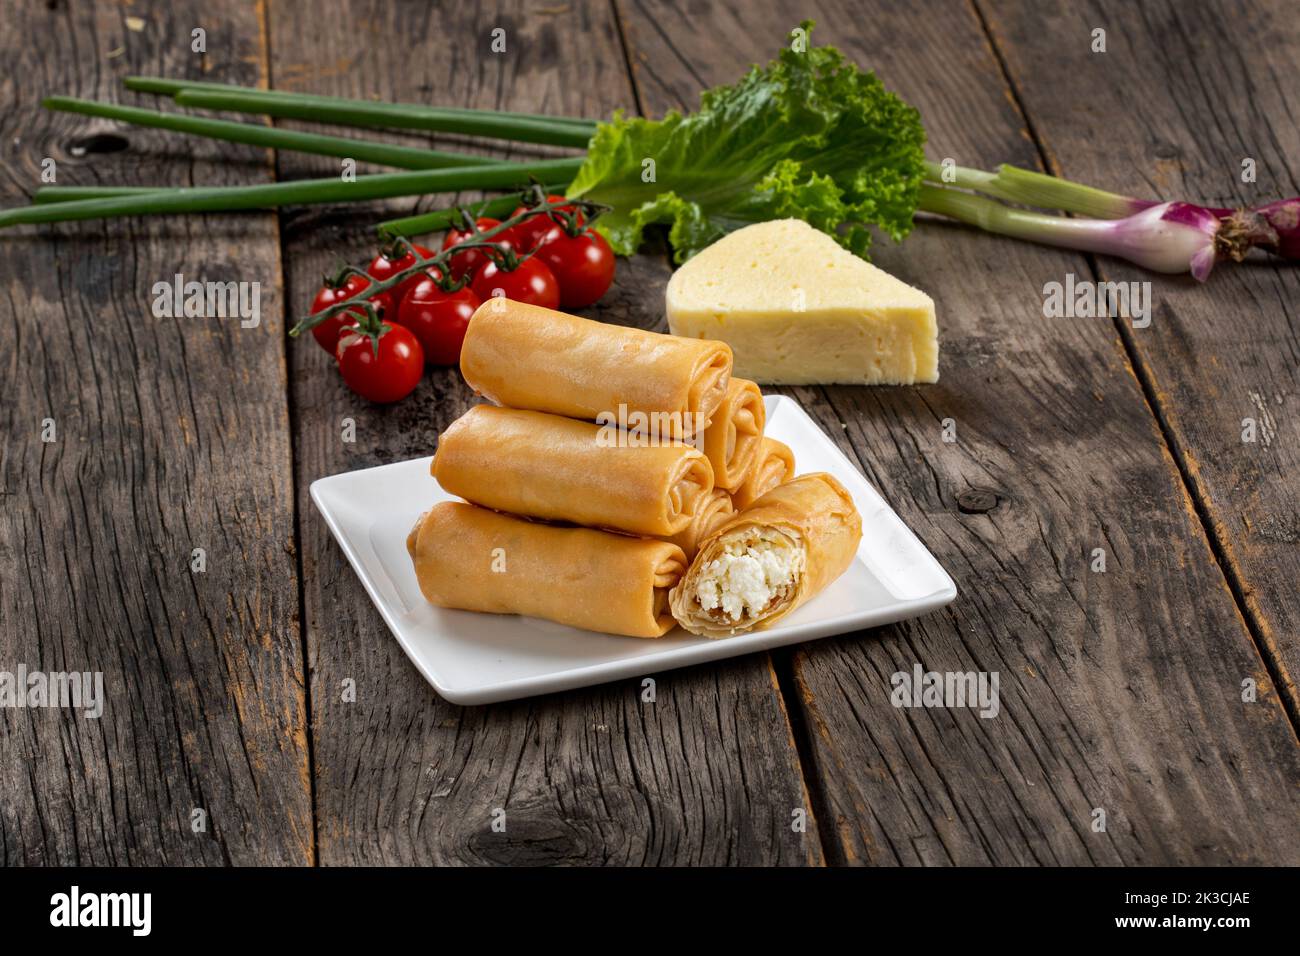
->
173, 90, 595, 148
917, 183, 1228, 280
124, 75, 600, 130
44, 97, 498, 170
377, 183, 572, 237
0, 157, 585, 228
922, 160, 1142, 219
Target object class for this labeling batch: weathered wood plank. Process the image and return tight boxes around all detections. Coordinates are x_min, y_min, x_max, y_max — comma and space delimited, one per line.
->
0, 0, 311, 864
270, 0, 819, 865
977, 0, 1300, 718
617, 0, 1300, 864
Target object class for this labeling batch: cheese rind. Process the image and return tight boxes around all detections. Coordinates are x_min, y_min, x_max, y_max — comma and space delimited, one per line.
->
666, 219, 939, 385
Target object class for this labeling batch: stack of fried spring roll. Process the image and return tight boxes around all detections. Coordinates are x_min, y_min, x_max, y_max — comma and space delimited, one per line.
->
408, 300, 840, 639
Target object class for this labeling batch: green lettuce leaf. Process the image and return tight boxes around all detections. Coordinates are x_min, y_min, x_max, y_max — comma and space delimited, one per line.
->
567, 22, 926, 262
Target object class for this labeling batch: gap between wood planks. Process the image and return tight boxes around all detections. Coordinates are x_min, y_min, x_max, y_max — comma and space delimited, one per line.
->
608, 0, 842, 867
255, 0, 323, 867
966, 0, 1300, 736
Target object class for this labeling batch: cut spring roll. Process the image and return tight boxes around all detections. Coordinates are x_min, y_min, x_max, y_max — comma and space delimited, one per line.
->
701, 378, 765, 492
731, 437, 795, 509
433, 404, 714, 537
408, 501, 686, 638
663, 487, 734, 560
460, 299, 733, 437
670, 473, 861, 637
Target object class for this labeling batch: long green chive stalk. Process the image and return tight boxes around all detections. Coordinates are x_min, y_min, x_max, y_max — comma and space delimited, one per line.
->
124, 75, 600, 131
0, 157, 584, 228
33, 181, 562, 206
173, 90, 595, 148
44, 96, 500, 171
377, 184, 572, 237
34, 185, 176, 202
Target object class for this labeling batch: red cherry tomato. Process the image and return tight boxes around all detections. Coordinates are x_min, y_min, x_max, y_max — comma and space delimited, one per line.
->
441, 218, 515, 281
309, 274, 394, 354
397, 277, 482, 365
335, 322, 424, 403
471, 256, 561, 309
527, 219, 566, 252
510, 195, 584, 252
366, 243, 436, 307
536, 230, 616, 307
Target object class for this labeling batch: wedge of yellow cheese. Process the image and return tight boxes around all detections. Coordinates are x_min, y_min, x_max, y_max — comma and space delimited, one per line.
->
666, 219, 939, 385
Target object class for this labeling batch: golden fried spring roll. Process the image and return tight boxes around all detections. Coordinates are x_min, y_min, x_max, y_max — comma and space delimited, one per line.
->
432, 405, 714, 537
460, 299, 733, 436
731, 437, 795, 509
663, 487, 734, 560
408, 502, 686, 638
670, 473, 861, 637
701, 378, 766, 492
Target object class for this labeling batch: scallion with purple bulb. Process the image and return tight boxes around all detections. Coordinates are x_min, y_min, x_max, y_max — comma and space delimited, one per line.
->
923, 161, 1299, 280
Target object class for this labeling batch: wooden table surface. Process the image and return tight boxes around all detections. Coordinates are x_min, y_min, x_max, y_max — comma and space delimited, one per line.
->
2, 0, 1297, 866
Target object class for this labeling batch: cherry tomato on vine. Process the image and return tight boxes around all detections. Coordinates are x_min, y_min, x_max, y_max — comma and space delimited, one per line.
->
510, 195, 584, 251
529, 220, 565, 251
397, 276, 482, 365
335, 322, 424, 403
535, 230, 616, 307
441, 218, 516, 281
366, 243, 436, 307
471, 256, 561, 309
309, 274, 393, 354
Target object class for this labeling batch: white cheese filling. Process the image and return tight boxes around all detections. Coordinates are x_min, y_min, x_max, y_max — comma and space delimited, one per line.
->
693, 531, 804, 623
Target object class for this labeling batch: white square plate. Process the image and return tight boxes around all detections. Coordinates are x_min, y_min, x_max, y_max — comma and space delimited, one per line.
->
311, 396, 957, 705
